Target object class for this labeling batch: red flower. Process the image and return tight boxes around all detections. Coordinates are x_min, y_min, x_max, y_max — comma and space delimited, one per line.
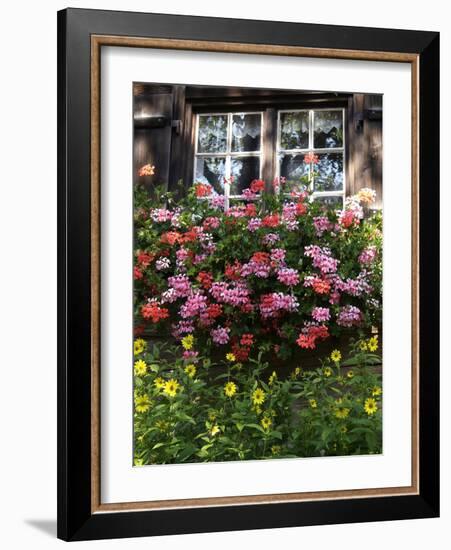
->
312, 278, 331, 295
197, 271, 213, 289
225, 261, 242, 281
303, 152, 319, 165
251, 251, 270, 264
141, 302, 169, 323
245, 203, 257, 217
262, 214, 280, 228
194, 183, 212, 197
138, 164, 155, 177
206, 303, 223, 319
231, 342, 250, 362
240, 333, 254, 346
296, 202, 307, 216
180, 226, 202, 243
296, 334, 316, 349
134, 266, 144, 280
296, 324, 330, 349
137, 251, 153, 267
250, 179, 265, 193
134, 324, 146, 337
160, 231, 180, 245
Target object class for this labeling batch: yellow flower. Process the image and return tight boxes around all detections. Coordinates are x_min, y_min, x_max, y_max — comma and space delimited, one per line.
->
372, 385, 382, 396
364, 397, 378, 415
268, 371, 277, 386
134, 458, 144, 466
261, 416, 272, 430
309, 399, 317, 409
154, 377, 165, 390
224, 381, 237, 397
323, 367, 333, 377
271, 445, 281, 455
135, 394, 151, 413
359, 340, 368, 351
134, 359, 147, 376
184, 364, 196, 378
208, 410, 217, 422
181, 334, 194, 350
134, 338, 146, 355
163, 378, 180, 398
226, 353, 236, 362
330, 349, 342, 363
210, 425, 220, 436
251, 387, 266, 405
340, 425, 348, 434
347, 370, 354, 379
335, 407, 350, 419
368, 336, 378, 352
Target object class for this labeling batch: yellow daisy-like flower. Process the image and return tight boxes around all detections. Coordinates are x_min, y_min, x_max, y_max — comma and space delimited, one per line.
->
268, 371, 277, 386
210, 425, 221, 436
364, 397, 378, 415
323, 367, 333, 377
271, 445, 281, 455
367, 336, 379, 352
309, 399, 318, 409
134, 458, 144, 466
261, 416, 272, 430
372, 385, 382, 396
226, 352, 236, 362
163, 378, 180, 398
330, 349, 342, 363
134, 359, 147, 376
251, 387, 266, 406
153, 377, 165, 390
359, 340, 368, 351
134, 394, 151, 413
224, 381, 237, 397
347, 370, 354, 379
134, 338, 146, 356
181, 334, 194, 350
335, 407, 350, 419
184, 364, 196, 378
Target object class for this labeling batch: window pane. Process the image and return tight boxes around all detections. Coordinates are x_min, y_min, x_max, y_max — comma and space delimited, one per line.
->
230, 157, 260, 195
313, 110, 343, 148
197, 115, 228, 153
279, 112, 309, 150
313, 152, 343, 192
195, 157, 226, 194
314, 195, 343, 209
231, 114, 261, 152
279, 153, 310, 192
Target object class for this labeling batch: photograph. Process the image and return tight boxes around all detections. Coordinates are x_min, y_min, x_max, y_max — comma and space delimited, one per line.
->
132, 82, 383, 465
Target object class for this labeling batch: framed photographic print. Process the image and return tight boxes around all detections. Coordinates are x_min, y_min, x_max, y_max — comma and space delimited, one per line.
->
57, 8, 440, 541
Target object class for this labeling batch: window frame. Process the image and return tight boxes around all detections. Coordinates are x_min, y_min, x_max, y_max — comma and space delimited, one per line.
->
193, 111, 264, 208
276, 107, 346, 205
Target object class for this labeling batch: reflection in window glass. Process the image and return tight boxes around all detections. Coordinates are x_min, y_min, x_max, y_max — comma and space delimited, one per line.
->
279, 153, 310, 193
313, 153, 343, 192
279, 112, 309, 150
315, 195, 344, 208
232, 114, 261, 152
231, 157, 260, 195
195, 157, 226, 194
313, 110, 343, 148
197, 115, 228, 153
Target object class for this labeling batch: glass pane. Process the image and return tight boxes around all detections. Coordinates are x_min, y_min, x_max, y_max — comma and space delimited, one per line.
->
197, 115, 228, 153
279, 112, 309, 150
314, 195, 343, 209
230, 157, 260, 195
195, 157, 226, 194
231, 114, 261, 152
279, 153, 310, 192
313, 152, 344, 192
313, 110, 343, 148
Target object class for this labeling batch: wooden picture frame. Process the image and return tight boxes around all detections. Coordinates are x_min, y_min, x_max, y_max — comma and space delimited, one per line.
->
57, 8, 439, 541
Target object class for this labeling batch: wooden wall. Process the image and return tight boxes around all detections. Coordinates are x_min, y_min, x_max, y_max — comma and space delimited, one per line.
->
133, 84, 383, 203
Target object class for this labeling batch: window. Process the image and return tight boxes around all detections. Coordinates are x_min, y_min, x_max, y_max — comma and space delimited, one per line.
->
193, 108, 345, 207
277, 109, 345, 205
194, 113, 263, 206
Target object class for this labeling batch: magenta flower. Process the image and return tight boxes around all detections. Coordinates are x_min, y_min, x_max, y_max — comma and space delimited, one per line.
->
311, 307, 330, 322
211, 326, 230, 345
277, 268, 300, 286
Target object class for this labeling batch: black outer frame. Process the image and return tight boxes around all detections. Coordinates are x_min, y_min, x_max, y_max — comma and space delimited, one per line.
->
57, 8, 440, 542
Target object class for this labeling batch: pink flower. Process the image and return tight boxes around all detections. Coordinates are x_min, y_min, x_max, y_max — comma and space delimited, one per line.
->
259, 293, 299, 318
168, 274, 192, 298
311, 307, 330, 322
179, 292, 207, 318
337, 305, 362, 327
304, 245, 339, 275
247, 218, 262, 232
277, 268, 300, 286
211, 326, 230, 345
313, 216, 334, 237
359, 246, 377, 266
